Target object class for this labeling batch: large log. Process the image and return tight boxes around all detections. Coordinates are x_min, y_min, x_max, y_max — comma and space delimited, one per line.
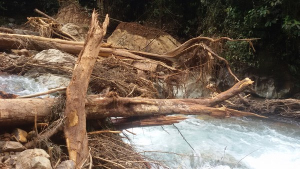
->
0, 98, 56, 126
0, 32, 83, 54
0, 78, 265, 127
0, 32, 258, 70
0, 32, 173, 62
0, 32, 175, 70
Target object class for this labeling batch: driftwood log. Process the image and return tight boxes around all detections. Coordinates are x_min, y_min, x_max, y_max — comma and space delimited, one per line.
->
0, 78, 265, 127
0, 31, 258, 72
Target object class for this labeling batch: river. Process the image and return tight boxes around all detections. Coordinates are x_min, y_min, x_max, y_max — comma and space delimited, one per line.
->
124, 116, 300, 169
1, 75, 300, 169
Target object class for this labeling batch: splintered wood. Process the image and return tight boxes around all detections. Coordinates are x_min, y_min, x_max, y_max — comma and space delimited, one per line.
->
63, 11, 109, 168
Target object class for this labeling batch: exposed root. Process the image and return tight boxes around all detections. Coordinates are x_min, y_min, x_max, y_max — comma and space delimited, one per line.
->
223, 96, 300, 118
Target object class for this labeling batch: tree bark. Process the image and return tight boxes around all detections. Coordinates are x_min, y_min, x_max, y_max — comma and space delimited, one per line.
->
0, 78, 266, 127
63, 11, 109, 168
0, 98, 56, 126
112, 115, 189, 130
0, 32, 175, 68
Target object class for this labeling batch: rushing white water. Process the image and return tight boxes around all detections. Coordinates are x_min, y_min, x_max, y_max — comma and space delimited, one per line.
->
2, 75, 300, 169
124, 116, 300, 169
0, 75, 48, 96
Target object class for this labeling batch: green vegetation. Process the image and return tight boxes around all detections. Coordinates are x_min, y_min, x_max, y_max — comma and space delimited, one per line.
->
0, 0, 299, 90
144, 0, 300, 85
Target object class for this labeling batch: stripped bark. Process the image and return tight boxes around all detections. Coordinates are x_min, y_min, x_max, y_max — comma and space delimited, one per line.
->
63, 11, 109, 168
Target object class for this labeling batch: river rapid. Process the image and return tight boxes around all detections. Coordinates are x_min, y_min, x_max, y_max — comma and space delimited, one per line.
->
124, 116, 300, 169
1, 75, 300, 169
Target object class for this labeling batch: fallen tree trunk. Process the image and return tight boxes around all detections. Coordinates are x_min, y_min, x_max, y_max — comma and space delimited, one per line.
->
0, 78, 265, 126
0, 32, 172, 62
0, 32, 257, 71
0, 33, 83, 54
0, 32, 176, 71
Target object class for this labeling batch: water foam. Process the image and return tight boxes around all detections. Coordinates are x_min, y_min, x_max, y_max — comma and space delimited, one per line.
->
124, 116, 300, 169
0, 75, 48, 96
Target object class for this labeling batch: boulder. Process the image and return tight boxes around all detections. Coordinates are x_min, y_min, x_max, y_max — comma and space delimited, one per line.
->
108, 22, 181, 54
16, 149, 52, 169
25, 49, 74, 89
251, 76, 293, 99
33, 49, 76, 67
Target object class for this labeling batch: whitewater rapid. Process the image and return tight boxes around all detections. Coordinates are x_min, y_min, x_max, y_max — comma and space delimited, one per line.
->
123, 116, 300, 169
0, 75, 48, 96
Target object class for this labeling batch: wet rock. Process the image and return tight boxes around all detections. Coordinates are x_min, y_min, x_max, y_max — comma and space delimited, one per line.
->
108, 22, 181, 55
16, 149, 52, 169
158, 73, 213, 98
251, 76, 293, 99
171, 79, 211, 98
253, 77, 276, 98
1, 141, 25, 152
13, 128, 28, 143
55, 160, 75, 169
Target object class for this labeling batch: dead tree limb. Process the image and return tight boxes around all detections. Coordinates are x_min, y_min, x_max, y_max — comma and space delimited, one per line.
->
0, 33, 175, 71
112, 115, 188, 130
0, 33, 257, 71
0, 78, 265, 127
63, 11, 109, 168
17, 87, 66, 98
165, 36, 260, 57
25, 118, 64, 148
34, 8, 58, 23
